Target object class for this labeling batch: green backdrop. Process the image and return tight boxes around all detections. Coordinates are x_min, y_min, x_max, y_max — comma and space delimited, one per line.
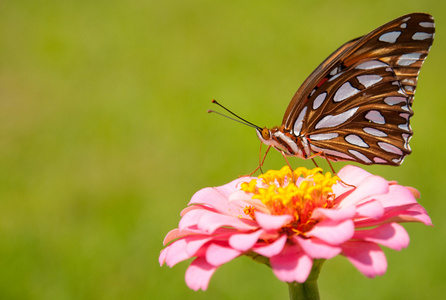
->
1, 1, 444, 299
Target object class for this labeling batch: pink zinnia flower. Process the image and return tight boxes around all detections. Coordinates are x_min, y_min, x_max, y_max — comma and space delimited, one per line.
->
159, 165, 431, 291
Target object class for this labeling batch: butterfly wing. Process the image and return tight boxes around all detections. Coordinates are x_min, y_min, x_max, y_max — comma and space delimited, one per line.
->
282, 13, 434, 165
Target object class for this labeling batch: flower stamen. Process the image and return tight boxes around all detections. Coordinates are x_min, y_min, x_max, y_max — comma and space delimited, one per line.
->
241, 166, 339, 234
243, 205, 256, 220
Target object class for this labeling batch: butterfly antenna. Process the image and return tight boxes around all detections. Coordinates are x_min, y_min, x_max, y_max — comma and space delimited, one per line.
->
209, 99, 262, 130
207, 110, 257, 128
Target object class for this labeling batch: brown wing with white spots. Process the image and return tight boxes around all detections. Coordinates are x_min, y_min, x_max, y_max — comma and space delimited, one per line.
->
304, 61, 412, 165
282, 13, 434, 165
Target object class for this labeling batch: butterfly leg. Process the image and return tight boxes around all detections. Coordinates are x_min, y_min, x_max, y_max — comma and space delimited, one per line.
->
280, 151, 294, 172
318, 153, 356, 188
322, 154, 336, 174
310, 157, 319, 168
307, 151, 337, 174
244, 145, 271, 177
258, 142, 264, 174
307, 151, 324, 169
280, 151, 305, 182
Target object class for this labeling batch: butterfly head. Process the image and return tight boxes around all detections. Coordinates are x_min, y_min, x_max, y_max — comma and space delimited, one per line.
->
256, 126, 306, 158
255, 127, 275, 147
257, 127, 271, 141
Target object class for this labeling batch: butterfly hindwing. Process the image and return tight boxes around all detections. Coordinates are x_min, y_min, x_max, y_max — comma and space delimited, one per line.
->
305, 61, 411, 164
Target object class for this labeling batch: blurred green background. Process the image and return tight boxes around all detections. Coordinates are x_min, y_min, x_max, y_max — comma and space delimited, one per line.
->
1, 0, 444, 299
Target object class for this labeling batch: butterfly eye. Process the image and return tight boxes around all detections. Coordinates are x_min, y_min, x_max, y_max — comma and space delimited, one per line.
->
262, 128, 271, 140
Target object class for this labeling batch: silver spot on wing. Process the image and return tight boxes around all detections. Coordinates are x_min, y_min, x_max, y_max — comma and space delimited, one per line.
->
379, 31, 401, 43
315, 107, 359, 129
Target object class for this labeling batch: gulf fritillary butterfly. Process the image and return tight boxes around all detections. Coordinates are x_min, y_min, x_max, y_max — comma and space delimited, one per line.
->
251, 13, 434, 166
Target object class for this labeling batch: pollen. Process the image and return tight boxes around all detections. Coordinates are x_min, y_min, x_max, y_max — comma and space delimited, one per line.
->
243, 205, 256, 220
241, 166, 339, 234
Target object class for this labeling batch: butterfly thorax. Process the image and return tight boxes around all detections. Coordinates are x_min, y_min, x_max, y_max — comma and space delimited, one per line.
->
256, 126, 310, 158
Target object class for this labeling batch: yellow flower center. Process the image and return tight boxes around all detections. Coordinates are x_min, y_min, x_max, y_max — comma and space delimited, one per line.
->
241, 166, 339, 235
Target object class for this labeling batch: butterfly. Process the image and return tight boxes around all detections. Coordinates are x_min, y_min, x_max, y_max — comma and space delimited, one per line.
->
255, 13, 434, 166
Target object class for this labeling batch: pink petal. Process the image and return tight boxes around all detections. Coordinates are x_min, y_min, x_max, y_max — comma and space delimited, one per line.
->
188, 178, 251, 213
229, 191, 270, 214
331, 183, 353, 201
253, 235, 287, 257
164, 234, 226, 267
270, 244, 313, 283
197, 211, 258, 233
336, 165, 372, 186
163, 228, 199, 246
353, 223, 409, 250
387, 204, 432, 225
311, 205, 356, 221
341, 241, 387, 277
206, 243, 242, 266
306, 219, 355, 245
184, 229, 243, 255
228, 189, 257, 202
229, 230, 263, 251
215, 177, 254, 198
189, 187, 231, 212
372, 185, 417, 208
159, 247, 168, 266
180, 205, 206, 216
185, 257, 217, 291
225, 199, 256, 218
255, 211, 293, 231
227, 192, 260, 218
355, 200, 384, 219
338, 175, 389, 208
185, 236, 213, 256
355, 203, 432, 227
179, 208, 210, 231
405, 186, 420, 198
295, 236, 342, 259
163, 228, 181, 245
163, 239, 193, 267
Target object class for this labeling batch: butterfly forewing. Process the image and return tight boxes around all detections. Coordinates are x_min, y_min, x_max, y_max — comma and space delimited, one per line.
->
282, 13, 434, 165
340, 13, 434, 98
